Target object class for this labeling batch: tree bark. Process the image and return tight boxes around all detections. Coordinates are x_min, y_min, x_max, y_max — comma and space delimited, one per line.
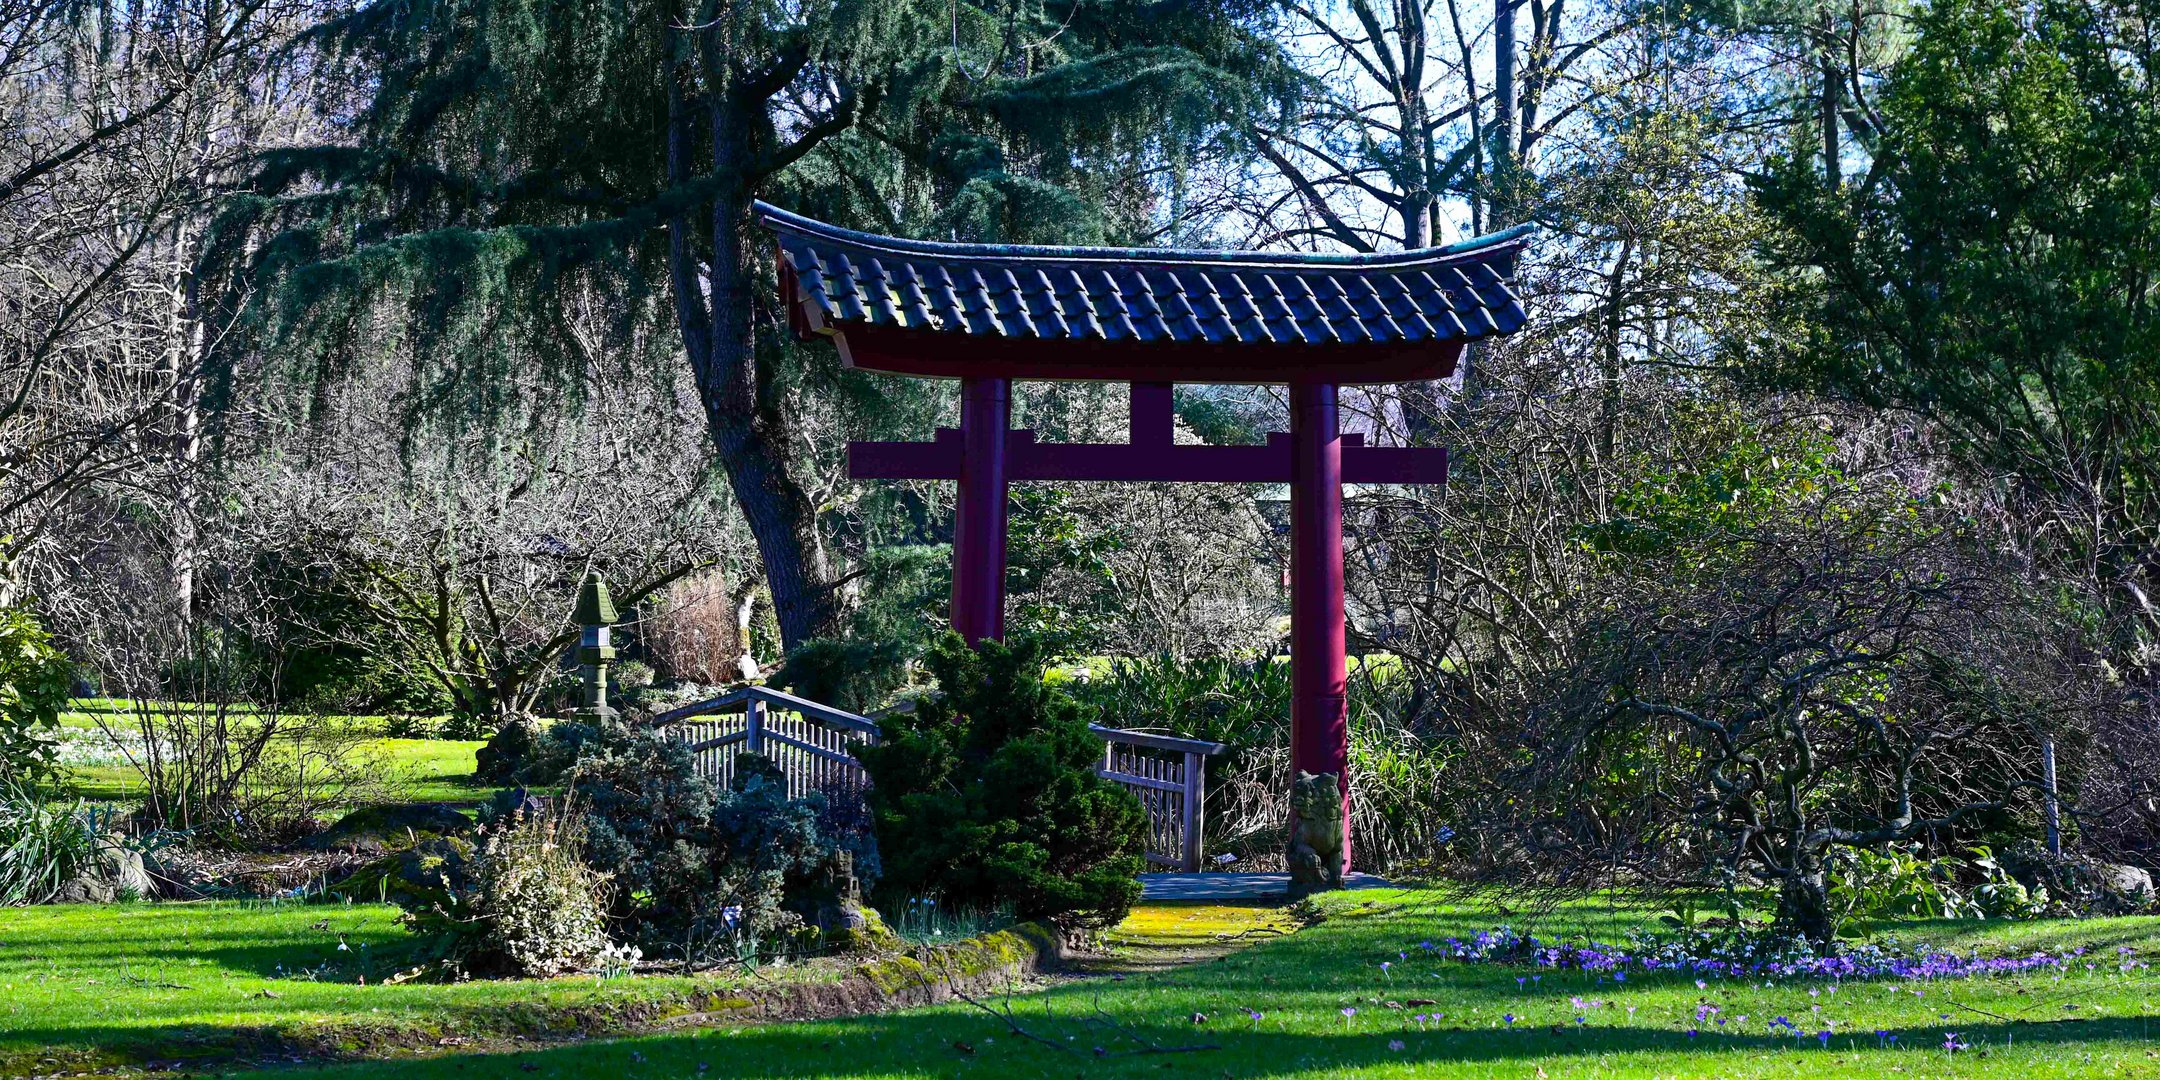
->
664, 81, 843, 655
1491, 0, 1519, 228
1777, 855, 1836, 943
1818, 8, 1840, 191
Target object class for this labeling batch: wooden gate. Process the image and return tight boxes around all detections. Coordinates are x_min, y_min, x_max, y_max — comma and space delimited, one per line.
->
1091, 725, 1226, 872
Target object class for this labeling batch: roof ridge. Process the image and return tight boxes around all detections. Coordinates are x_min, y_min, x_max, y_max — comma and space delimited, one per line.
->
756, 201, 1533, 271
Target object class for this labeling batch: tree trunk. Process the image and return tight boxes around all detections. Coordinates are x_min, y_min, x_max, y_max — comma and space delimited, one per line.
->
166, 217, 205, 627
1490, 0, 1518, 228
1777, 863, 1836, 944
1597, 236, 1634, 468
1818, 8, 1840, 191
665, 81, 844, 655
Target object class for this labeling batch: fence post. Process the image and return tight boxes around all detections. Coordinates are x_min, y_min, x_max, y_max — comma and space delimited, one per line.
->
572, 570, 619, 722
1180, 750, 1204, 872
2043, 735, 2062, 856
746, 695, 766, 757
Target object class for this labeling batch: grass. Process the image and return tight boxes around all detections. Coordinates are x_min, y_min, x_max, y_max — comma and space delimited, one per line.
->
0, 900, 753, 1073
56, 737, 489, 807
6, 890, 2160, 1077
51, 699, 491, 807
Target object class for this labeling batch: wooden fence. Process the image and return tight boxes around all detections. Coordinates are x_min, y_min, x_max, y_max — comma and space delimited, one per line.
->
1091, 724, 1226, 872
650, 685, 879, 800
648, 687, 1224, 872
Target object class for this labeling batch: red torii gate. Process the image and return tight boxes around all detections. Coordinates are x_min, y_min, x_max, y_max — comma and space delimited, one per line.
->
759, 203, 1530, 879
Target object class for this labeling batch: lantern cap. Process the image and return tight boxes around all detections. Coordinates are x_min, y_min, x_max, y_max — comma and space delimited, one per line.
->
573, 570, 618, 626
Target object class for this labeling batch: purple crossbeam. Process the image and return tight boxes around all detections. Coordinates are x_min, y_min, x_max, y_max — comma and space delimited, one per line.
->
849, 429, 1445, 484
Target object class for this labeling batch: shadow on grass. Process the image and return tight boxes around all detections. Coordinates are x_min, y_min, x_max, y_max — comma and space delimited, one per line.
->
1844, 916, 2160, 955
112, 1010, 2147, 1079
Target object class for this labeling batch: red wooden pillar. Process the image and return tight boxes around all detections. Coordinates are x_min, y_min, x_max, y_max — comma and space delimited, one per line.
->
1289, 381, 1351, 873
952, 376, 1011, 643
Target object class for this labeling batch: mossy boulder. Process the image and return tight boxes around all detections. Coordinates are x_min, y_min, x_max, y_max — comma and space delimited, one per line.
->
307, 804, 473, 855
53, 844, 153, 903
817, 903, 900, 956
325, 835, 476, 907
2002, 843, 2156, 915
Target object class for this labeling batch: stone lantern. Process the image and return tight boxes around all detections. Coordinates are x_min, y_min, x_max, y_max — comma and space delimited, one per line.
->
573, 570, 619, 722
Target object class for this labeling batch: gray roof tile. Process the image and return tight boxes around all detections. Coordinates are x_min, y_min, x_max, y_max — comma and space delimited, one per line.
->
761, 202, 1530, 350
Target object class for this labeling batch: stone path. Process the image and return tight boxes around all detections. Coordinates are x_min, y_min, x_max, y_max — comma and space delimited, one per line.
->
1136, 871, 1395, 901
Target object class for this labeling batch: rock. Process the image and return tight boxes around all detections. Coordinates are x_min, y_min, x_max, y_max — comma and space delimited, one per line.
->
2001, 843, 2156, 915
53, 844, 152, 903
475, 716, 545, 785
2094, 861, 2155, 905
306, 804, 473, 855
326, 835, 477, 908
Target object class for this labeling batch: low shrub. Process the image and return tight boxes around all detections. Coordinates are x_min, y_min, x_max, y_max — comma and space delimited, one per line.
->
1828, 843, 2050, 925
474, 716, 606, 787
772, 638, 914, 714
563, 722, 721, 926
611, 660, 655, 695
0, 607, 73, 786
474, 716, 546, 785
562, 723, 878, 964
395, 719, 886, 970
0, 783, 164, 904
93, 697, 391, 847
471, 803, 612, 976
396, 800, 611, 977
859, 634, 1147, 931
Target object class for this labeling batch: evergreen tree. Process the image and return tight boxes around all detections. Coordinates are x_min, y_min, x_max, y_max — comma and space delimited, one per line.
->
856, 633, 1148, 927
1755, 0, 2160, 673
218, 0, 1289, 650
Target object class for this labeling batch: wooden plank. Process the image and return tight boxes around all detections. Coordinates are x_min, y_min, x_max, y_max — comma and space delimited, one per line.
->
686, 730, 750, 754
652, 685, 758, 726
747, 686, 882, 735
761, 729, 860, 765
652, 685, 882, 737
1100, 768, 1183, 794
1180, 750, 1203, 872
1088, 723, 1226, 756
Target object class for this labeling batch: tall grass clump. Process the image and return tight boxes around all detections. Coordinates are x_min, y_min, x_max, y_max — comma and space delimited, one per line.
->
1072, 654, 1460, 873
0, 782, 100, 904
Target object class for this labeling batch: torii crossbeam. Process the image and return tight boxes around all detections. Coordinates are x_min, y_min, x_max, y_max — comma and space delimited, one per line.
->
760, 202, 1531, 884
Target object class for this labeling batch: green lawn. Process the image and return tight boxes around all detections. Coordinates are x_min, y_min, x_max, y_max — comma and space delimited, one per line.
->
51, 700, 490, 807
6, 891, 2160, 1077
56, 737, 488, 806
0, 900, 752, 1073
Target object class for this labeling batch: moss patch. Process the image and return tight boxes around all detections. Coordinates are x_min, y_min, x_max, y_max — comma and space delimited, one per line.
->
1082, 901, 1306, 974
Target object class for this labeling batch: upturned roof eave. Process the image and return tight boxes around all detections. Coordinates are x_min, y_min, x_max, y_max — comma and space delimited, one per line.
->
753, 201, 1533, 272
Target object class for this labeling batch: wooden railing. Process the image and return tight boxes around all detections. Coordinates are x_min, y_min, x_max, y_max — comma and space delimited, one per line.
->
649, 687, 1222, 872
650, 685, 879, 800
1091, 724, 1226, 873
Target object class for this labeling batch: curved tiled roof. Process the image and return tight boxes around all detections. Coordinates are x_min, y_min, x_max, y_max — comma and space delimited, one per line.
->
757, 202, 1531, 348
